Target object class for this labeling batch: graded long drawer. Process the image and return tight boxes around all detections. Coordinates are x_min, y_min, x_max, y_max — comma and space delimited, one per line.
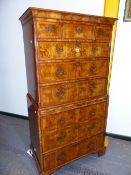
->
43, 133, 104, 171
38, 42, 109, 60
39, 78, 106, 107
40, 101, 107, 132
38, 59, 108, 83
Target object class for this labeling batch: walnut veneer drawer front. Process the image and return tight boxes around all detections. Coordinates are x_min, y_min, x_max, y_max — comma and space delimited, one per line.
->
36, 21, 62, 39
95, 26, 112, 41
43, 133, 104, 171
40, 79, 106, 107
38, 60, 108, 83
38, 42, 109, 60
40, 101, 107, 131
63, 23, 94, 39
41, 119, 105, 152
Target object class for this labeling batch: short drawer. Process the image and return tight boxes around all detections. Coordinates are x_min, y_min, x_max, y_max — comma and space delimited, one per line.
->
40, 101, 107, 132
43, 134, 104, 171
36, 21, 62, 39
63, 23, 94, 40
38, 42, 109, 60
38, 59, 108, 83
39, 78, 106, 107
95, 25, 112, 41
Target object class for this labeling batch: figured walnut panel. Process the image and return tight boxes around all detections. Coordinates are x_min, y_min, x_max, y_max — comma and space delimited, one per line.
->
63, 23, 94, 40
95, 25, 112, 42
38, 42, 109, 60
38, 60, 108, 83
36, 21, 62, 39
40, 101, 107, 132
39, 78, 106, 108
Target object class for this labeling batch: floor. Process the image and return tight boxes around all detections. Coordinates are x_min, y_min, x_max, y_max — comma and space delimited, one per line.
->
0, 114, 131, 175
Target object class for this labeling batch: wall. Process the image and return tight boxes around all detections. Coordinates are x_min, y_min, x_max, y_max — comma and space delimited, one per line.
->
107, 0, 131, 137
0, 0, 105, 116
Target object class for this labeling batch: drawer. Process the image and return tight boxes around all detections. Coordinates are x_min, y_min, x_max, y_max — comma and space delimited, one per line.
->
43, 134, 103, 171
38, 42, 109, 60
38, 60, 108, 83
95, 25, 112, 41
40, 78, 106, 107
36, 21, 61, 39
40, 101, 107, 131
63, 23, 94, 39
41, 127, 75, 152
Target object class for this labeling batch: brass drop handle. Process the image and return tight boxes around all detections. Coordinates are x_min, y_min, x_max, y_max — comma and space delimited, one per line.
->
76, 41, 81, 47
75, 60, 80, 66
57, 153, 65, 161
90, 65, 97, 72
99, 30, 106, 36
89, 84, 96, 92
75, 123, 80, 129
56, 47, 64, 53
45, 26, 54, 33
56, 89, 64, 97
88, 125, 95, 131
56, 68, 64, 75
92, 47, 98, 53
87, 142, 94, 149
75, 28, 82, 34
57, 135, 65, 142
58, 117, 65, 124
89, 109, 96, 116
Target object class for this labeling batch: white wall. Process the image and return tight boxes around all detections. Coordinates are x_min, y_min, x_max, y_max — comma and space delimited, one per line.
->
107, 0, 131, 137
0, 0, 105, 116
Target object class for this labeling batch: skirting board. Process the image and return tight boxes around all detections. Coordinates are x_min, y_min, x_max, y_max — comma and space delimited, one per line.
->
0, 111, 28, 120
106, 132, 131, 142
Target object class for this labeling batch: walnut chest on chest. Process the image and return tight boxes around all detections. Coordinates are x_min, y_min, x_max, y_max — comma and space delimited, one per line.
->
20, 7, 116, 175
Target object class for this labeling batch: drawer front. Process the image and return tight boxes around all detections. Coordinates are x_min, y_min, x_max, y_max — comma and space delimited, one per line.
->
95, 26, 112, 41
38, 60, 108, 83
38, 42, 109, 60
43, 134, 104, 171
40, 79, 106, 107
63, 23, 94, 39
40, 101, 107, 132
36, 21, 61, 39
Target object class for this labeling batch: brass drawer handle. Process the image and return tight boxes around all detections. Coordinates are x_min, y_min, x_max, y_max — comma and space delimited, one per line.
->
87, 142, 94, 149
45, 26, 54, 33
75, 123, 80, 129
56, 89, 64, 97
58, 117, 65, 124
76, 41, 81, 47
89, 109, 96, 116
57, 153, 65, 161
75, 60, 80, 66
90, 65, 97, 72
99, 30, 106, 36
88, 125, 95, 131
92, 47, 98, 53
57, 135, 65, 142
75, 28, 82, 34
56, 68, 64, 75
56, 47, 64, 53
89, 84, 96, 92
